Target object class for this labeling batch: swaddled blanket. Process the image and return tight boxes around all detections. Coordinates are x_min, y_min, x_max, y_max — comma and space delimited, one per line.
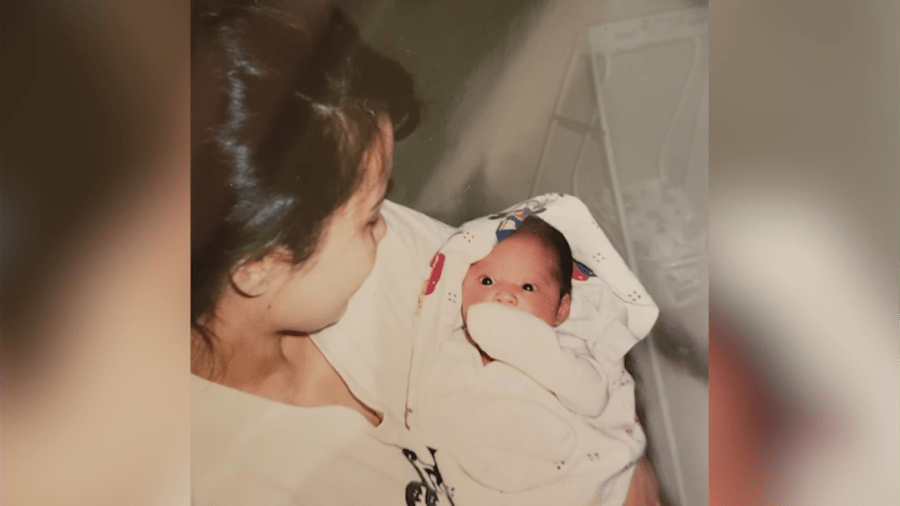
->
405, 194, 659, 506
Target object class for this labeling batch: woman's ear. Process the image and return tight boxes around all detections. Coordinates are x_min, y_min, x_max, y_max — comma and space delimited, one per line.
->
230, 249, 289, 297
555, 293, 572, 326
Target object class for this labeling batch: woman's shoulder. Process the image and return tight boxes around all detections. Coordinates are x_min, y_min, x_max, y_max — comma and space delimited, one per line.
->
381, 200, 455, 256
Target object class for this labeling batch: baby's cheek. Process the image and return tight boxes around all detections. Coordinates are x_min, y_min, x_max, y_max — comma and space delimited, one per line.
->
536, 298, 558, 324
460, 279, 474, 303
460, 292, 473, 313
465, 285, 490, 307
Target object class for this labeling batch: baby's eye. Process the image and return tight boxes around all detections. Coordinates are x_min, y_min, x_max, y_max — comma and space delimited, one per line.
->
480, 276, 493, 286
522, 283, 535, 292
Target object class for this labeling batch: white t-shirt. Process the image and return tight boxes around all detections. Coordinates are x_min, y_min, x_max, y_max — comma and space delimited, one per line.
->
192, 201, 458, 506
191, 377, 458, 505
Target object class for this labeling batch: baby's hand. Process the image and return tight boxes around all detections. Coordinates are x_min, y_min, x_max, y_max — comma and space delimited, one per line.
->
465, 303, 559, 372
462, 329, 495, 366
466, 302, 608, 417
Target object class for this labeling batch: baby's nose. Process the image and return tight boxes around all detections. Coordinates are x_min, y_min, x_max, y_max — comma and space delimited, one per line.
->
493, 289, 517, 307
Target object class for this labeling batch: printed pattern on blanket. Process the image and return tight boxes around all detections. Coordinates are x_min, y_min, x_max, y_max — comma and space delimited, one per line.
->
405, 193, 659, 506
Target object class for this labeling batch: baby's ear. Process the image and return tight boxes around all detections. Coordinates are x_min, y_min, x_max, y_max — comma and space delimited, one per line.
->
555, 293, 572, 326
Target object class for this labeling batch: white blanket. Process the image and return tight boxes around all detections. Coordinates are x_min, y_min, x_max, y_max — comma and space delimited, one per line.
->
405, 193, 659, 506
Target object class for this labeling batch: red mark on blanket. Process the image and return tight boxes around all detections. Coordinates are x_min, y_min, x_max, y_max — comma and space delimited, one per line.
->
573, 261, 590, 281
424, 253, 446, 295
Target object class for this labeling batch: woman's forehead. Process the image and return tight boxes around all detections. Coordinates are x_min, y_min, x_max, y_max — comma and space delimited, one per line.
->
350, 144, 392, 209
366, 113, 395, 180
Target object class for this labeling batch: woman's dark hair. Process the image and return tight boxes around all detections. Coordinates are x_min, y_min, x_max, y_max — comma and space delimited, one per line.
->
191, 0, 420, 366
508, 215, 574, 297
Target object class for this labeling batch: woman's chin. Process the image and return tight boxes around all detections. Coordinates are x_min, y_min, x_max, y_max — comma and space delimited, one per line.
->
334, 303, 349, 322
283, 305, 348, 336
315, 304, 349, 333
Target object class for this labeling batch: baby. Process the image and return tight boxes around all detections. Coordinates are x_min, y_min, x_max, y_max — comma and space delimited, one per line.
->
459, 215, 608, 417
412, 215, 617, 497
462, 214, 572, 362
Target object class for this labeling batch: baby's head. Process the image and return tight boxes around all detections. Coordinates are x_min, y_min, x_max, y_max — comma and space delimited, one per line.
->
462, 216, 573, 327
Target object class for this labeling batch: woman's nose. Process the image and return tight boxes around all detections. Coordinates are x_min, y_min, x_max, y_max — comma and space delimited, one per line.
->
493, 289, 517, 306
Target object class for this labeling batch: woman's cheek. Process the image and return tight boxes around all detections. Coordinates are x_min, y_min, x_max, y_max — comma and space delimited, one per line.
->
351, 239, 378, 292
365, 237, 379, 274
373, 217, 387, 244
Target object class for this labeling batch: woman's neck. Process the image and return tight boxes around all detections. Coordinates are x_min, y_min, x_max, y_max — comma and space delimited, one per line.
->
194, 289, 290, 391
193, 291, 381, 424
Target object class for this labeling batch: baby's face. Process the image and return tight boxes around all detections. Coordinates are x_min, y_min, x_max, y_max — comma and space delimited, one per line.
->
461, 234, 570, 327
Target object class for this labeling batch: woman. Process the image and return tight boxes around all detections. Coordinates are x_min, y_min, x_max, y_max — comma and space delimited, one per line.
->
191, 1, 660, 504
